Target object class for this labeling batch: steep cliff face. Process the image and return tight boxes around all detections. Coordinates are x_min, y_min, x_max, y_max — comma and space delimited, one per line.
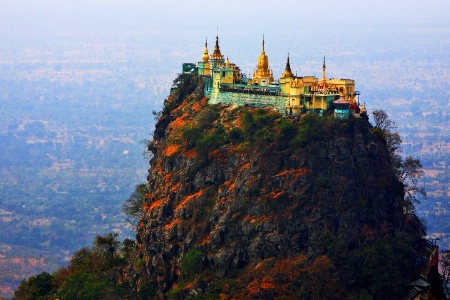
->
132, 75, 424, 299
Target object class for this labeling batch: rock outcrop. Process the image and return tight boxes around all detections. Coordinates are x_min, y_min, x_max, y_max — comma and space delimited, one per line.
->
132, 75, 424, 299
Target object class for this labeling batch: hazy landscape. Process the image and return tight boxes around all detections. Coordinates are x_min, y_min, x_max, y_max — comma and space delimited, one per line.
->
0, 0, 449, 297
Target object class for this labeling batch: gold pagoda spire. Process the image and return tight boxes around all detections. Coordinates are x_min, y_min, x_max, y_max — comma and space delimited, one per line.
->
257, 35, 269, 73
202, 38, 209, 62
252, 34, 274, 86
321, 56, 327, 82
262, 34, 265, 52
281, 53, 294, 78
212, 34, 222, 59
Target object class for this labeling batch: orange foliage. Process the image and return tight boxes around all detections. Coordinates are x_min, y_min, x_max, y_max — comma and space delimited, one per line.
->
164, 219, 179, 230
236, 254, 309, 299
210, 148, 221, 158
200, 235, 210, 245
191, 101, 202, 112
170, 116, 186, 129
175, 190, 204, 210
276, 167, 308, 179
170, 182, 182, 193
260, 276, 276, 290
138, 221, 145, 229
219, 293, 230, 300
223, 177, 234, 189
200, 96, 209, 106
183, 281, 195, 290
269, 190, 284, 198
154, 162, 163, 175
246, 279, 260, 295
163, 173, 172, 182
232, 116, 243, 128
242, 214, 269, 224
240, 162, 250, 171
217, 196, 231, 205
148, 199, 163, 211
188, 97, 209, 113
163, 145, 179, 157
184, 148, 197, 159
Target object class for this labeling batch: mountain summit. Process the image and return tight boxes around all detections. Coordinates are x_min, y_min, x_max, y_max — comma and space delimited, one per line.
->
130, 75, 425, 299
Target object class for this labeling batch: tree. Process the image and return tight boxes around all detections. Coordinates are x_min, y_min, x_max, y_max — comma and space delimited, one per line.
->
93, 233, 123, 287
440, 250, 450, 298
372, 109, 396, 132
122, 184, 148, 227
371, 109, 426, 210
13, 272, 53, 300
399, 156, 427, 208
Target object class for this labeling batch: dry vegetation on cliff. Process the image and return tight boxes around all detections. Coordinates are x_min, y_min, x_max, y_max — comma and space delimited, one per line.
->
131, 75, 425, 299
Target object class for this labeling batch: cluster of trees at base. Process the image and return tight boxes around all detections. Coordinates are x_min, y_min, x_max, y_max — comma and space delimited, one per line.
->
13, 233, 135, 300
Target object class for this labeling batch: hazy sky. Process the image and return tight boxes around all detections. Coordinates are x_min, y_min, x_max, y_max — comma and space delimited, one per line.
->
1, 0, 449, 79
1, 0, 449, 34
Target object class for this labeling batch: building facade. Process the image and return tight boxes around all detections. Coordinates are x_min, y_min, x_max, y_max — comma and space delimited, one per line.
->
182, 35, 365, 118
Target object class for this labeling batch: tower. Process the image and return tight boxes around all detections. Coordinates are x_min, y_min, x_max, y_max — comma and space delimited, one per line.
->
280, 53, 295, 96
202, 39, 209, 63
252, 35, 274, 86
321, 56, 327, 82
198, 38, 211, 76
211, 35, 225, 67
281, 53, 294, 78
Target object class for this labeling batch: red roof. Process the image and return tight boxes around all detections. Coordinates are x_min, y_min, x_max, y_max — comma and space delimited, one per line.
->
333, 97, 350, 104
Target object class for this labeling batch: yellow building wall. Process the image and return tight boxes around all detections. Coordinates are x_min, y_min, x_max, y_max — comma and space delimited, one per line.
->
328, 79, 356, 103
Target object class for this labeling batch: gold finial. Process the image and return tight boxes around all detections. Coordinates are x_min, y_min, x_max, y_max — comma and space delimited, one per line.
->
262, 34, 265, 52
321, 56, 327, 82
212, 33, 222, 60
202, 38, 209, 63
282, 53, 293, 78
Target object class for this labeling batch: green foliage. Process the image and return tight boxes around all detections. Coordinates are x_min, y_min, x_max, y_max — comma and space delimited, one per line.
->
195, 132, 225, 161
241, 109, 278, 145
182, 126, 203, 148
166, 287, 183, 300
228, 127, 244, 144
56, 272, 113, 300
359, 234, 415, 299
294, 114, 322, 146
137, 276, 157, 299
182, 248, 204, 280
278, 118, 297, 142
197, 105, 219, 130
359, 289, 373, 300
13, 272, 54, 300
14, 233, 133, 300
315, 176, 330, 188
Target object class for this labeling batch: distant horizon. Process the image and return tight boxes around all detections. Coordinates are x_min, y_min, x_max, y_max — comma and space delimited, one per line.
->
1, 0, 449, 33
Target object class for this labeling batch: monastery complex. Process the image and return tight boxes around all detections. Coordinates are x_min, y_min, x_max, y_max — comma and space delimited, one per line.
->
181, 35, 366, 118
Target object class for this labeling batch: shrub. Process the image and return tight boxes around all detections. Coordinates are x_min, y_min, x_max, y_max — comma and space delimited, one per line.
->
228, 127, 243, 144
195, 133, 225, 161
182, 249, 204, 280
